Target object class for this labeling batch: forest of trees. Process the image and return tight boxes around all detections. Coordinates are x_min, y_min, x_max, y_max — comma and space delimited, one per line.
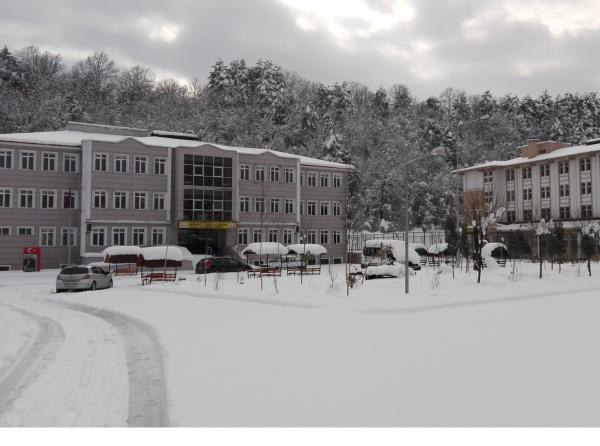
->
2, 45, 600, 231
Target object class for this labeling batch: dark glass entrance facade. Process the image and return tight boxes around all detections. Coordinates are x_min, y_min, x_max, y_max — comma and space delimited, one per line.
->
178, 229, 227, 255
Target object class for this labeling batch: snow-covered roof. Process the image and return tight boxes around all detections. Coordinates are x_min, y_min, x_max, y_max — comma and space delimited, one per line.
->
455, 142, 600, 173
427, 242, 449, 254
481, 242, 507, 258
102, 246, 142, 257
0, 130, 353, 169
241, 242, 288, 256
139, 246, 193, 262
285, 243, 327, 255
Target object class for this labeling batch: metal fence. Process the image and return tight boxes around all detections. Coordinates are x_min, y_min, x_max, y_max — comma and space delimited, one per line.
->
348, 230, 446, 252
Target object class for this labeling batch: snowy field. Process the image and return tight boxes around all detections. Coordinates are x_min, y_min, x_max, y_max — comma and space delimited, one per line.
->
0, 262, 599, 427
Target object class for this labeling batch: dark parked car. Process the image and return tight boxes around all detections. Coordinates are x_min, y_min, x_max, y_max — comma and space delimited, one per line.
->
196, 256, 253, 274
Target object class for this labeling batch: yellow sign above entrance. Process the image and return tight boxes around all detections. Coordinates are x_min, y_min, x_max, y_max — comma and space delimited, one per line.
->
178, 221, 238, 230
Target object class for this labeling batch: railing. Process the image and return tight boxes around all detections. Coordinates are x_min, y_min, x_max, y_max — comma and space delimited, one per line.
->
347, 230, 446, 252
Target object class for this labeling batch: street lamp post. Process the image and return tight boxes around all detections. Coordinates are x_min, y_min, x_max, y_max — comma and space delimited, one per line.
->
402, 146, 447, 294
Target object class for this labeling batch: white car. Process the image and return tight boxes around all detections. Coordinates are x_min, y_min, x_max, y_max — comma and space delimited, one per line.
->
56, 265, 113, 292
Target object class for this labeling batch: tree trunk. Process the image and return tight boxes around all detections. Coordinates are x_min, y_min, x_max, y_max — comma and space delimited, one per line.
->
588, 258, 592, 276
539, 235, 542, 279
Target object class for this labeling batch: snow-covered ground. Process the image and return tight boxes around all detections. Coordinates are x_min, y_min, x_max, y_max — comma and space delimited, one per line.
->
1, 261, 599, 426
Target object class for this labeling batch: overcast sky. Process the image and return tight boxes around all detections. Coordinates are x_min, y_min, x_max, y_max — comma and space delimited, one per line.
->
2, 0, 600, 98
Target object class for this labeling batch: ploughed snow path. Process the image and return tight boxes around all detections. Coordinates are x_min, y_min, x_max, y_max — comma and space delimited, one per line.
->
0, 279, 167, 427
1, 262, 600, 426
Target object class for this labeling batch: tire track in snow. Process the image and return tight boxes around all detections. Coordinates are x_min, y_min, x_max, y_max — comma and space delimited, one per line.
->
0, 304, 65, 415
52, 301, 169, 427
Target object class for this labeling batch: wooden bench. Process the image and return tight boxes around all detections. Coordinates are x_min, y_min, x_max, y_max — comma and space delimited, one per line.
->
286, 266, 321, 276
259, 267, 281, 277
141, 271, 177, 285
113, 266, 138, 276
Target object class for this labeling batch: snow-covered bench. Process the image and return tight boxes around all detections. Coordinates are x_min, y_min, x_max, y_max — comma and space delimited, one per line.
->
141, 271, 177, 285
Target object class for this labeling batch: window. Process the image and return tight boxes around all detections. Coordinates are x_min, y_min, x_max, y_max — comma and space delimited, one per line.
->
505, 169, 515, 182
560, 206, 570, 219
270, 198, 280, 213
154, 157, 167, 175
0, 149, 13, 169
285, 168, 295, 183
17, 226, 33, 236
307, 201, 316, 216
63, 153, 78, 173
559, 161, 569, 175
539, 186, 549, 199
42, 152, 57, 171
307, 230, 317, 244
134, 156, 148, 174
332, 201, 341, 217
112, 227, 127, 246
253, 229, 262, 243
64, 190, 79, 210
582, 204, 593, 219
541, 208, 551, 221
134, 192, 147, 210
506, 211, 516, 223
93, 190, 107, 209
183, 155, 232, 187
283, 229, 293, 245
61, 227, 77, 247
255, 165, 265, 182
333, 174, 342, 188
506, 190, 515, 202
93, 153, 108, 172
270, 166, 280, 182
114, 154, 128, 173
523, 209, 533, 222
254, 198, 265, 213
0, 226, 10, 236
240, 164, 250, 181
539, 164, 550, 177
40, 227, 56, 246
333, 230, 342, 244
320, 173, 330, 187
91, 227, 106, 246
307, 172, 316, 186
113, 191, 127, 209
484, 190, 493, 203
19, 189, 34, 208
238, 229, 249, 245
132, 227, 146, 246
580, 158, 591, 172
0, 188, 12, 208
300, 173, 304, 186
581, 181, 592, 195
153, 192, 166, 210
300, 200, 304, 215
285, 198, 295, 214
522, 188, 532, 200
268, 229, 278, 242
40, 189, 56, 209
20, 151, 35, 170
240, 196, 250, 213
151, 228, 166, 245
522, 167, 532, 179
483, 171, 493, 183
320, 230, 329, 245
559, 184, 569, 197
320, 201, 330, 216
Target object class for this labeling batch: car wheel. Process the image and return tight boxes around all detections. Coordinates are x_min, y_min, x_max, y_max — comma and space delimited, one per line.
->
90, 281, 97, 291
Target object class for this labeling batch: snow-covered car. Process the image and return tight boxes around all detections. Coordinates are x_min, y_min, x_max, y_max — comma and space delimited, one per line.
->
56, 265, 113, 292
364, 263, 403, 280
362, 240, 422, 270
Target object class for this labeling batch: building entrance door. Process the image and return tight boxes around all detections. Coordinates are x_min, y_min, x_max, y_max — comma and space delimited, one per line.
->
178, 229, 227, 255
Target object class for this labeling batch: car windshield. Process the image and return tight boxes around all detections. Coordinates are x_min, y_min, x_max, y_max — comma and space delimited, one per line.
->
60, 266, 88, 275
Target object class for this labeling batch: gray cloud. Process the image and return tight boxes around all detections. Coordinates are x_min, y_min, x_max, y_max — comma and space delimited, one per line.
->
1, 0, 600, 98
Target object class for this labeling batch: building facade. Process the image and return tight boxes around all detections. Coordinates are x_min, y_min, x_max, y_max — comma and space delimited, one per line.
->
457, 139, 600, 255
0, 122, 351, 270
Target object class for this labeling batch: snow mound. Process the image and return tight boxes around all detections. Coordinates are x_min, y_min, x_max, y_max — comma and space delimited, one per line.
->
364, 239, 421, 264
481, 242, 508, 258
241, 243, 288, 256
285, 244, 327, 256
428, 242, 449, 254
